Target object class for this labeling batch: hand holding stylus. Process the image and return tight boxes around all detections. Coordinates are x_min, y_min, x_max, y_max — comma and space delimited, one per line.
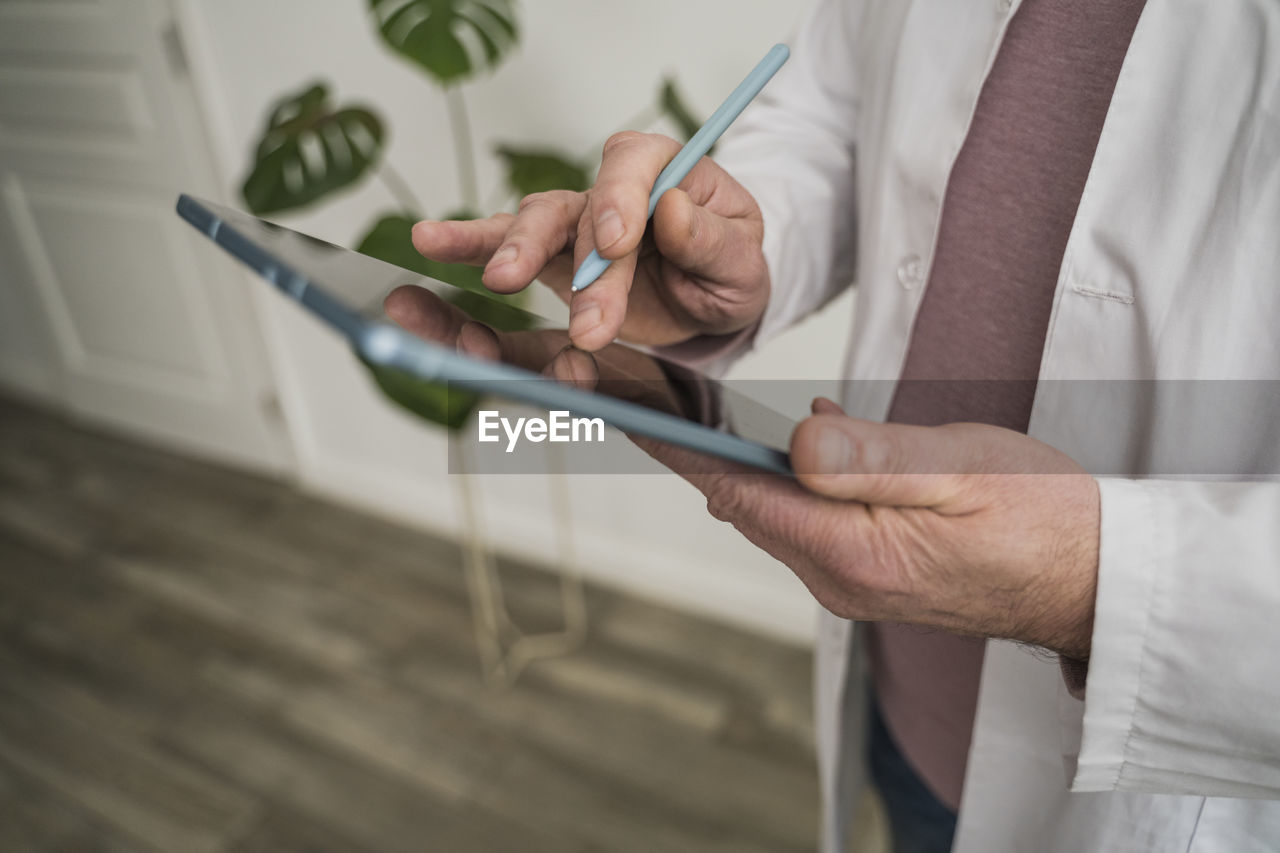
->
572, 44, 789, 292
410, 47, 787, 352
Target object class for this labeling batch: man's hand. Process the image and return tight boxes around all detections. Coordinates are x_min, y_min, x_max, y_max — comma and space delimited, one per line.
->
638, 398, 1102, 659
410, 131, 770, 352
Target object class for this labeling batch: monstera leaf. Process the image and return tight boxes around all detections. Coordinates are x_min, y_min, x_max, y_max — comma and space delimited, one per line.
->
241, 83, 384, 215
355, 211, 534, 430
494, 146, 589, 196
369, 0, 518, 85
660, 77, 703, 144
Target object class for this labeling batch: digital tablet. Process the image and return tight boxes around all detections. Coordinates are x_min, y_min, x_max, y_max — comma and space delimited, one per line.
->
176, 194, 793, 475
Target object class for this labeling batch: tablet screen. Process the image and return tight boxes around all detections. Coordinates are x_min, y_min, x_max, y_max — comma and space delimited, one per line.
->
178, 196, 798, 474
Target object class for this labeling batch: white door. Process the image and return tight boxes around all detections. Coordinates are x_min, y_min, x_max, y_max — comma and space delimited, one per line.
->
0, 0, 291, 473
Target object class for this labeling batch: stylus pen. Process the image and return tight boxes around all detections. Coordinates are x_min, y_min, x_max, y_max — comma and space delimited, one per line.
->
571, 43, 790, 293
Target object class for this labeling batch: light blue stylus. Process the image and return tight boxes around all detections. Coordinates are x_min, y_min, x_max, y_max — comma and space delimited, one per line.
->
571, 43, 790, 292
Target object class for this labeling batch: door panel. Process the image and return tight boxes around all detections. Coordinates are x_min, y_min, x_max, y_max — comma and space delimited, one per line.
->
0, 0, 291, 473
6, 177, 224, 384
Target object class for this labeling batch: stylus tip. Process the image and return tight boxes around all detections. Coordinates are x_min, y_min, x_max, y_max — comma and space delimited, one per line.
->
572, 251, 609, 292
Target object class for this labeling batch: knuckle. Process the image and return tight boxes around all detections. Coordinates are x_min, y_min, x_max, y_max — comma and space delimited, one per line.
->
517, 191, 569, 216
885, 514, 945, 597
509, 194, 580, 252
692, 215, 731, 261
544, 188, 582, 210
492, 230, 544, 265
601, 130, 681, 161
602, 129, 646, 155
703, 476, 747, 523
684, 202, 704, 244
739, 245, 767, 282
851, 431, 895, 474
682, 290, 744, 332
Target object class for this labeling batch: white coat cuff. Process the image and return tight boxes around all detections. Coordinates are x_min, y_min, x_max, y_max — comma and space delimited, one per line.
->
1071, 477, 1165, 789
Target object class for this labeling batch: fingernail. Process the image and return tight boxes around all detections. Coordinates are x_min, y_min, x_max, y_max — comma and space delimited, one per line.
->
571, 301, 602, 335
490, 244, 518, 267
595, 209, 624, 250
814, 424, 851, 472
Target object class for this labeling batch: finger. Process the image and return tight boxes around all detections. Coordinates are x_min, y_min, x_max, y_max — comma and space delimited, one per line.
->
383, 284, 470, 343
588, 131, 683, 260
811, 396, 844, 415
411, 215, 512, 265
483, 191, 586, 294
790, 415, 969, 507
568, 213, 640, 351
457, 321, 502, 361
541, 346, 599, 391
651, 188, 767, 285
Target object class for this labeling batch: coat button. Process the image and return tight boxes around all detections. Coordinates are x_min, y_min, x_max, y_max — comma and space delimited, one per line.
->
896, 254, 925, 290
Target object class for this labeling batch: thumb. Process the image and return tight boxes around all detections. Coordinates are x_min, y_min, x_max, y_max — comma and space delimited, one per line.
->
790, 415, 976, 507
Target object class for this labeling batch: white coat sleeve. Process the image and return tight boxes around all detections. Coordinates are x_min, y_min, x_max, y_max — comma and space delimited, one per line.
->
657, 0, 863, 372
1070, 478, 1280, 798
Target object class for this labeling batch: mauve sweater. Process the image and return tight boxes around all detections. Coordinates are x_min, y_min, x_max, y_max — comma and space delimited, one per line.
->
867, 0, 1147, 812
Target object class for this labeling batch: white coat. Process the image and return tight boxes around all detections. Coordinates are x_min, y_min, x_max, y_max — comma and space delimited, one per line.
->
711, 1, 1280, 850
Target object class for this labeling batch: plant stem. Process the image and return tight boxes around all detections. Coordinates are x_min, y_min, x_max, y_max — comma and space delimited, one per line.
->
377, 161, 423, 216
446, 86, 481, 213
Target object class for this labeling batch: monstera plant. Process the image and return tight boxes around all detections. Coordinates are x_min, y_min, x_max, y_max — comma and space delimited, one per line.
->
240, 0, 701, 428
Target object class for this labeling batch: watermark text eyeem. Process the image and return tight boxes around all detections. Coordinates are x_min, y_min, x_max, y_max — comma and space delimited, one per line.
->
478, 410, 605, 453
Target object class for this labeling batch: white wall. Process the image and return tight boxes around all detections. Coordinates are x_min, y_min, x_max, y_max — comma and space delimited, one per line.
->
179, 0, 856, 645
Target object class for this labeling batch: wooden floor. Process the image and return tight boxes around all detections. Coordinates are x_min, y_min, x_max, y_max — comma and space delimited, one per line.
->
0, 395, 820, 852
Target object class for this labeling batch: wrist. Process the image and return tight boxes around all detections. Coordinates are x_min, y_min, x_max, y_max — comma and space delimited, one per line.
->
1037, 476, 1102, 658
